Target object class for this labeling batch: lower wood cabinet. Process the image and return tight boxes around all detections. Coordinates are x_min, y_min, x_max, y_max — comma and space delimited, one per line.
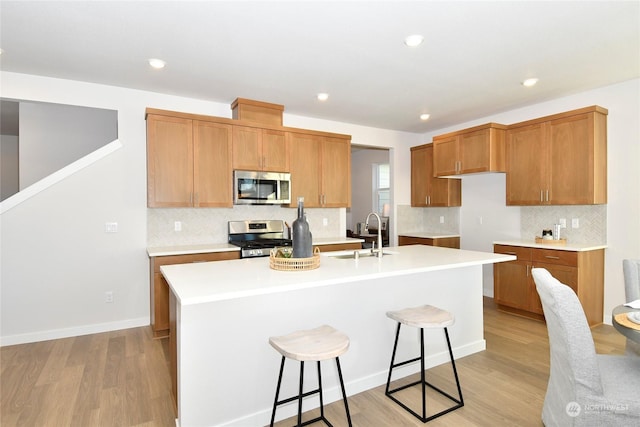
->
149, 251, 240, 338
493, 244, 604, 326
398, 235, 460, 249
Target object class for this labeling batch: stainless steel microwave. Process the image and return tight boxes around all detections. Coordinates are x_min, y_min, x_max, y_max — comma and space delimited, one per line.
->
233, 170, 291, 205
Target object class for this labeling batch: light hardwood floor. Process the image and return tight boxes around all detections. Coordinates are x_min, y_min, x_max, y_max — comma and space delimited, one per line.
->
1, 298, 625, 427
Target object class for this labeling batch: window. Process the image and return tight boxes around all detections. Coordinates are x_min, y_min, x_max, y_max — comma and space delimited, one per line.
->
373, 163, 390, 215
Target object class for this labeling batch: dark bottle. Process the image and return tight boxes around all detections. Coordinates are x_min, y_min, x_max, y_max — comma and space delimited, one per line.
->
292, 197, 312, 258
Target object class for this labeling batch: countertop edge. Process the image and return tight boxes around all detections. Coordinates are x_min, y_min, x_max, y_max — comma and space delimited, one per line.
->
493, 240, 608, 252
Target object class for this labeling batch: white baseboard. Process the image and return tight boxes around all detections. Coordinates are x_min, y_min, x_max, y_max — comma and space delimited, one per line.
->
0, 317, 149, 347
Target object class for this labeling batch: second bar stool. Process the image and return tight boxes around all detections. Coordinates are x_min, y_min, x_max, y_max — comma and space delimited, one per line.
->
269, 325, 352, 427
385, 304, 464, 423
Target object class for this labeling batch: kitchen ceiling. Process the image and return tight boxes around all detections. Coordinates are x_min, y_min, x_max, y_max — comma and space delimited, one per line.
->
0, 1, 638, 133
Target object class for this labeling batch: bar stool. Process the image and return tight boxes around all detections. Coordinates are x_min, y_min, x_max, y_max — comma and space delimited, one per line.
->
269, 325, 352, 427
385, 305, 464, 423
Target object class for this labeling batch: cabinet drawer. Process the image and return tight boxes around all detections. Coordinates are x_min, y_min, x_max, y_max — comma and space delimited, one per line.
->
494, 244, 531, 261
152, 251, 240, 273
531, 248, 577, 267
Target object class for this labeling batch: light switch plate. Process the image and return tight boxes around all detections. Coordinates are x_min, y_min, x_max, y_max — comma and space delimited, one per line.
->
105, 222, 118, 233
559, 218, 567, 228
572, 218, 580, 228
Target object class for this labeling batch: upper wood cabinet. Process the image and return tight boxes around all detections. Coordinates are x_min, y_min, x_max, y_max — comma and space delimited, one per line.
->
411, 144, 461, 207
288, 132, 351, 208
147, 114, 233, 207
232, 125, 289, 172
506, 106, 607, 205
433, 123, 506, 177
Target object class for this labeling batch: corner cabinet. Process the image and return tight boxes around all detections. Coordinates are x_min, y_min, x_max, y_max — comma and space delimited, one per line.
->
493, 244, 604, 326
232, 125, 289, 172
433, 123, 507, 177
505, 106, 607, 205
411, 144, 461, 207
288, 131, 351, 208
146, 114, 233, 207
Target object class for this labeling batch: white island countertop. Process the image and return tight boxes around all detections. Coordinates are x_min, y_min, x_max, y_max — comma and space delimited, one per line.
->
161, 244, 515, 306
494, 239, 607, 252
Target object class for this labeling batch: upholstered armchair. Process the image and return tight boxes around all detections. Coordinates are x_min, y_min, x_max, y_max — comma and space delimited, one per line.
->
532, 268, 640, 426
623, 259, 640, 356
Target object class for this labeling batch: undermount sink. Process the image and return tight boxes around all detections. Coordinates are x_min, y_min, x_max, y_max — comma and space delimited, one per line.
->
325, 249, 397, 259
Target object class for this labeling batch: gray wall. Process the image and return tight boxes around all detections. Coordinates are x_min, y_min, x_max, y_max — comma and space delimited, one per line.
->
19, 101, 117, 189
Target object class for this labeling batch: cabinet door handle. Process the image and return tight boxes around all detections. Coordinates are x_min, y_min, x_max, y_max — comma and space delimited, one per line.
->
545, 255, 560, 260
504, 251, 517, 255
526, 264, 530, 277
540, 190, 544, 202
546, 189, 549, 202
427, 195, 431, 205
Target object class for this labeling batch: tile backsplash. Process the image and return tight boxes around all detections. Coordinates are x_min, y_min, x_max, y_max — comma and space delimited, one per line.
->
520, 205, 606, 244
396, 205, 460, 235
147, 206, 342, 247
397, 204, 606, 244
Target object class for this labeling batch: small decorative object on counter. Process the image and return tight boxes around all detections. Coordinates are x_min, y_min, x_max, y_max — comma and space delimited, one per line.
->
553, 224, 562, 240
292, 197, 313, 258
270, 247, 320, 271
542, 229, 553, 240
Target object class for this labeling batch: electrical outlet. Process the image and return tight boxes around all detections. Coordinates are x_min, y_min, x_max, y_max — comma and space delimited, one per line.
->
478, 216, 483, 225
439, 216, 445, 224
322, 218, 328, 226
572, 218, 580, 228
174, 221, 182, 232
105, 291, 113, 303
105, 222, 118, 233
559, 218, 567, 228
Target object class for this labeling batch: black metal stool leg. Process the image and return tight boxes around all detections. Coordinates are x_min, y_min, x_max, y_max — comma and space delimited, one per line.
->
297, 361, 305, 427
444, 327, 464, 405
420, 328, 426, 420
385, 323, 464, 423
335, 356, 352, 427
270, 356, 286, 427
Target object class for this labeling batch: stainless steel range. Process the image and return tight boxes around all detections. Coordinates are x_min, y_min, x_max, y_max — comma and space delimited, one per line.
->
228, 220, 292, 258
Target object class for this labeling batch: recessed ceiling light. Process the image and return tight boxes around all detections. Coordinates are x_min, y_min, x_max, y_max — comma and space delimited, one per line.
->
148, 58, 166, 69
522, 78, 539, 87
317, 93, 329, 101
420, 113, 431, 121
404, 34, 424, 47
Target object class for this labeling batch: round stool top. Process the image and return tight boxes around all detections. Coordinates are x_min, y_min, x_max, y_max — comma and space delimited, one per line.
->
269, 325, 350, 361
386, 305, 455, 328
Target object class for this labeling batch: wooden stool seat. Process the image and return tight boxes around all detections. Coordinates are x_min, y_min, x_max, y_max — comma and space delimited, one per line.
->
269, 325, 352, 427
386, 305, 455, 329
269, 325, 350, 361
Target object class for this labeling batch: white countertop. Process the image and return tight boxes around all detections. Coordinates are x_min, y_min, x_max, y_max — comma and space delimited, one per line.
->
399, 232, 460, 239
147, 237, 363, 257
494, 239, 607, 252
161, 244, 515, 306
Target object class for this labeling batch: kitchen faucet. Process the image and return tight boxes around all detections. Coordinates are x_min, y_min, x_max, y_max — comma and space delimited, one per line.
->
365, 212, 383, 257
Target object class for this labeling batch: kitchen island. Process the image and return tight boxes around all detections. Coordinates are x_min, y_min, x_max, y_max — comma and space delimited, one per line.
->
162, 245, 515, 427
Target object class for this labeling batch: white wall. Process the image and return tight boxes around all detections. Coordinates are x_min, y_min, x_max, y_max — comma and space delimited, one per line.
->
19, 101, 117, 189
0, 134, 19, 199
420, 79, 640, 318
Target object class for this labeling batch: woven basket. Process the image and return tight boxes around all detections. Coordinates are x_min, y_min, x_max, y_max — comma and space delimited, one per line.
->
270, 247, 320, 271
